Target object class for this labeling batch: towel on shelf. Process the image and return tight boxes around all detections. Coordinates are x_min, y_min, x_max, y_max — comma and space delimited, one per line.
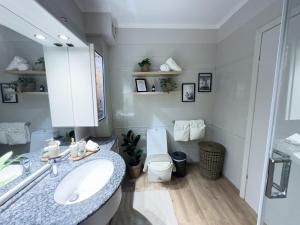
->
189, 120, 206, 140
160, 64, 170, 72
0, 122, 30, 145
166, 58, 182, 72
143, 154, 173, 172
6, 56, 27, 71
285, 133, 300, 146
174, 120, 190, 142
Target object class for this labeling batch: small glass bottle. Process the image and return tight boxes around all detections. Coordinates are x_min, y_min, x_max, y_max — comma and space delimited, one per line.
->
152, 84, 156, 92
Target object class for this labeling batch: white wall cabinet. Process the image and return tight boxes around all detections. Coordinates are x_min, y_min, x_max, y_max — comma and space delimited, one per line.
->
44, 44, 98, 127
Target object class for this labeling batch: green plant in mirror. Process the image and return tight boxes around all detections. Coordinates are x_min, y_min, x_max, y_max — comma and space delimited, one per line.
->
160, 78, 177, 92
121, 130, 143, 166
138, 58, 151, 67
0, 151, 21, 186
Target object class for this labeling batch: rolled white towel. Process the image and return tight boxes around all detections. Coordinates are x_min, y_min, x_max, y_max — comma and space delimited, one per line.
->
285, 133, 300, 146
86, 140, 100, 152
166, 58, 182, 72
6, 56, 27, 70
160, 64, 170, 72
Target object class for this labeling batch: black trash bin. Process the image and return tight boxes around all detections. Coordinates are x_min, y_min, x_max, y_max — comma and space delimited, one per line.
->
171, 151, 187, 177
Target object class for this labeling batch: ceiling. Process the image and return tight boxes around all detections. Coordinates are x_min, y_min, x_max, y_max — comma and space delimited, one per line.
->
74, 0, 249, 29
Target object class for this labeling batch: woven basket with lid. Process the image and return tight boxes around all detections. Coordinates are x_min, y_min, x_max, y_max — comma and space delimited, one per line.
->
198, 141, 225, 179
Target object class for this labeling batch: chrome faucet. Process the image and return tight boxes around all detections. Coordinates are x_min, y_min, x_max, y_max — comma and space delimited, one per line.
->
13, 156, 31, 175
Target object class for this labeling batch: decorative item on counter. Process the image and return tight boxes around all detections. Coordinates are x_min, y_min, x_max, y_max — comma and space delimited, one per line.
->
138, 58, 151, 72
34, 57, 45, 71
39, 85, 45, 92
121, 130, 143, 178
0, 83, 18, 103
165, 58, 182, 72
151, 84, 156, 92
159, 63, 170, 72
12, 77, 36, 93
86, 140, 100, 152
69, 138, 78, 158
69, 140, 100, 161
160, 78, 177, 93
41, 139, 61, 161
77, 140, 87, 158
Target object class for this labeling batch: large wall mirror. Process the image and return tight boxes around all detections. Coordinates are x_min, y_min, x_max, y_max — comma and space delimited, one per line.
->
94, 51, 105, 121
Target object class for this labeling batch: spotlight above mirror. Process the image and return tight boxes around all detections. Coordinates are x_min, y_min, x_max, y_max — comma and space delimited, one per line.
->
34, 34, 46, 40
58, 34, 70, 40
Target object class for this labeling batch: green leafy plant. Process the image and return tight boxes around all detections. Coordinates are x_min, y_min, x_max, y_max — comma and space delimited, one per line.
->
138, 58, 151, 68
160, 78, 177, 92
121, 130, 143, 166
0, 151, 21, 186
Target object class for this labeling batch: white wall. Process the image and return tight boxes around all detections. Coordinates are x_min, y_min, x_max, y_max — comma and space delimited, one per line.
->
0, 26, 51, 130
211, 0, 283, 188
109, 28, 216, 161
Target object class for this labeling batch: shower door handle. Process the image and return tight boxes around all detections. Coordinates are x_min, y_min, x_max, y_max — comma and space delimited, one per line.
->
265, 150, 291, 199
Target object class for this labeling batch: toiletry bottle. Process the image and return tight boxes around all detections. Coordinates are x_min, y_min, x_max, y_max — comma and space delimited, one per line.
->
70, 138, 78, 158
152, 84, 156, 92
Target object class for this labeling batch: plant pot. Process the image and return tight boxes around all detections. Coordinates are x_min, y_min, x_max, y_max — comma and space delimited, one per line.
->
128, 162, 142, 178
140, 64, 150, 72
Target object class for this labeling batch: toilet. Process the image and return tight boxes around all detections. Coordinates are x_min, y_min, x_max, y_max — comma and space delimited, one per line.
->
143, 128, 173, 182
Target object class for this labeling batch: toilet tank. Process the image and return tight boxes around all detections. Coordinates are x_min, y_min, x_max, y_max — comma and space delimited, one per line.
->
147, 128, 168, 155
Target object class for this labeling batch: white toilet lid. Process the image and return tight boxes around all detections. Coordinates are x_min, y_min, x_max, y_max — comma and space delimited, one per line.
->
149, 162, 172, 171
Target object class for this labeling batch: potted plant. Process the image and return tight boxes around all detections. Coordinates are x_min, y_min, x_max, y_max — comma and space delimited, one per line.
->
34, 57, 45, 71
160, 78, 177, 93
122, 130, 143, 178
138, 58, 151, 72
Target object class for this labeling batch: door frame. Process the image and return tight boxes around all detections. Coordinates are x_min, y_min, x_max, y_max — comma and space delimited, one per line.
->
239, 17, 282, 200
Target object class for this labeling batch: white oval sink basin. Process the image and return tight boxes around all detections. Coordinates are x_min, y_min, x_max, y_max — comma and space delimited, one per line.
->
0, 165, 22, 187
54, 159, 114, 205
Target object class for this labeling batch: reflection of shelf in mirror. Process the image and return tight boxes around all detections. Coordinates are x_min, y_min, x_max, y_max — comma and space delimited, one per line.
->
133, 91, 178, 95
132, 71, 181, 77
19, 92, 48, 95
5, 70, 46, 76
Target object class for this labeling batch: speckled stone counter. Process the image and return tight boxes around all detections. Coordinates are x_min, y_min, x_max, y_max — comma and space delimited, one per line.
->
0, 137, 125, 225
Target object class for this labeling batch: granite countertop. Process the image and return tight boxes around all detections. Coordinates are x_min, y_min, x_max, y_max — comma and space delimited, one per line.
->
0, 137, 126, 225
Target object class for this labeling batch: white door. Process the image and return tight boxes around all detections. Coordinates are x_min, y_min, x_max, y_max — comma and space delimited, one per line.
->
245, 25, 280, 212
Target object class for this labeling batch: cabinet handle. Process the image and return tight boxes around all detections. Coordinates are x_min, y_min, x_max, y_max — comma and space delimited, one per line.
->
265, 150, 291, 199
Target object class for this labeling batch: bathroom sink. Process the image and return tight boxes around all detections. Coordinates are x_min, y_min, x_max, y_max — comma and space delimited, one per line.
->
0, 165, 23, 187
54, 159, 114, 205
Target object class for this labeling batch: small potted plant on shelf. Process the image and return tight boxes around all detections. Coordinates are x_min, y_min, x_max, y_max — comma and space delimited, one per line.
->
122, 130, 143, 178
34, 57, 45, 71
138, 58, 151, 72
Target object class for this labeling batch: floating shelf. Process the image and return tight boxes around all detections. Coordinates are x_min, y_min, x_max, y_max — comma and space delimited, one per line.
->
18, 92, 48, 95
132, 71, 181, 77
133, 91, 178, 95
5, 70, 46, 76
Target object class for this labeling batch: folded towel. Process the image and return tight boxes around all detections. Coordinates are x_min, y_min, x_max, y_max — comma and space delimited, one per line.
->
0, 122, 30, 145
166, 58, 182, 72
143, 154, 173, 172
160, 64, 170, 72
285, 133, 300, 146
6, 56, 28, 71
86, 140, 100, 152
174, 120, 190, 142
190, 120, 206, 140
17, 63, 31, 71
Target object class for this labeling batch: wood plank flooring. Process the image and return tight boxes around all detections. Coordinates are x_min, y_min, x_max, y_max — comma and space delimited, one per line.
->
121, 164, 257, 225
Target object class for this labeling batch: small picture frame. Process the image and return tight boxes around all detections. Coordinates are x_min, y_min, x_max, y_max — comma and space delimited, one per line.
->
1, 83, 18, 103
198, 73, 212, 92
135, 79, 148, 92
182, 83, 195, 102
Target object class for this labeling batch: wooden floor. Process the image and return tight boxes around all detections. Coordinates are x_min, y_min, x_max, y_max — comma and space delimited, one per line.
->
121, 164, 257, 225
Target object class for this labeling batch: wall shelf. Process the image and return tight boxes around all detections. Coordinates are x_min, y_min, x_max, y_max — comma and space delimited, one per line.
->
133, 91, 178, 95
132, 71, 181, 77
18, 92, 48, 95
5, 70, 46, 76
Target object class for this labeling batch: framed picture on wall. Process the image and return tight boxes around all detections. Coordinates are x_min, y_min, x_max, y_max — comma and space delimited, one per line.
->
0, 83, 18, 103
182, 83, 195, 102
135, 79, 148, 92
198, 73, 212, 92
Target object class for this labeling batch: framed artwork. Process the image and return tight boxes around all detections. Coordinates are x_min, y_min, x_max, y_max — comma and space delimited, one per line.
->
198, 73, 212, 92
1, 83, 18, 103
135, 79, 148, 92
182, 83, 195, 102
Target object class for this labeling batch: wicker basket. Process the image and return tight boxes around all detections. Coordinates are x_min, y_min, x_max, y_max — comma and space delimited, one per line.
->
198, 141, 225, 179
